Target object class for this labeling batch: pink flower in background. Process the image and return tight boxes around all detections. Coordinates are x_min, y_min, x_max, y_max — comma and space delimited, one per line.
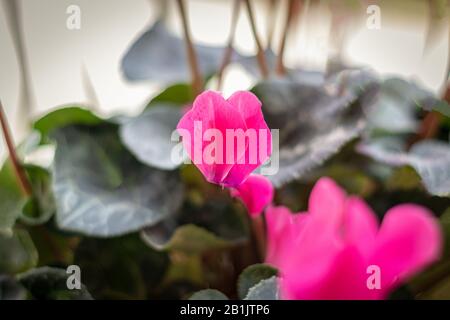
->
266, 177, 442, 300
177, 90, 272, 188
230, 174, 274, 217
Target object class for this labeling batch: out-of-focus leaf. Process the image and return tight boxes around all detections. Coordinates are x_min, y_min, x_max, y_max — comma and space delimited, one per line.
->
119, 106, 185, 170
33, 106, 102, 142
0, 160, 28, 235
358, 137, 450, 196
244, 276, 279, 300
237, 264, 278, 299
367, 78, 448, 134
141, 198, 248, 255
20, 165, 55, 225
386, 166, 422, 192
18, 267, 92, 300
441, 208, 450, 257
147, 84, 193, 108
189, 289, 228, 300
74, 234, 169, 299
0, 229, 38, 274
0, 275, 27, 300
122, 20, 227, 83
51, 125, 184, 237
253, 69, 379, 187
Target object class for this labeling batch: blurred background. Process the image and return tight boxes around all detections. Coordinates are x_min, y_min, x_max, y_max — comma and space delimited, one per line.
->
0, 0, 449, 161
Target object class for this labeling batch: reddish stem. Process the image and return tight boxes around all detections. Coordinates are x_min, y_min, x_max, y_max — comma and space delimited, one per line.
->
0, 100, 32, 196
244, 0, 269, 78
176, 0, 203, 97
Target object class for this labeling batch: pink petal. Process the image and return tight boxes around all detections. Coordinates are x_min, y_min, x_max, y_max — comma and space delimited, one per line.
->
221, 91, 272, 187
282, 246, 372, 300
343, 196, 378, 258
265, 206, 308, 266
306, 177, 346, 236
177, 90, 247, 185
370, 204, 442, 293
230, 174, 274, 217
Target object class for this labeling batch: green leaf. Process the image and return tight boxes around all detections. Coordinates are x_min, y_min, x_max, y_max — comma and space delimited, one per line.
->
18, 267, 93, 300
237, 264, 278, 299
358, 137, 450, 196
120, 106, 185, 170
122, 20, 225, 84
252, 69, 379, 187
189, 289, 228, 300
0, 229, 38, 274
141, 198, 248, 254
21, 165, 55, 225
0, 160, 28, 235
244, 276, 279, 300
33, 106, 102, 142
74, 234, 169, 299
0, 275, 27, 300
147, 84, 193, 108
51, 124, 184, 237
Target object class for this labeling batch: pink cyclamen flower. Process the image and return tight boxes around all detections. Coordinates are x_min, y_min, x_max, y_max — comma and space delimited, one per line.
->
177, 90, 272, 188
266, 177, 442, 300
230, 174, 274, 217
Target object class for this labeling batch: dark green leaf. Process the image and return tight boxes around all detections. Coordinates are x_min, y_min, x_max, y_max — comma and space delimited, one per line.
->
237, 264, 278, 299
0, 275, 27, 300
33, 106, 102, 142
120, 106, 185, 170
244, 276, 279, 300
122, 20, 226, 84
253, 69, 379, 186
189, 289, 228, 300
51, 125, 184, 237
141, 197, 248, 254
21, 165, 55, 225
18, 267, 92, 300
0, 160, 28, 235
358, 137, 450, 196
0, 229, 38, 274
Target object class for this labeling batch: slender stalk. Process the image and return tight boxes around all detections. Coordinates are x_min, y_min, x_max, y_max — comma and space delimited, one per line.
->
217, 0, 242, 90
244, 0, 269, 78
247, 213, 266, 262
0, 100, 32, 196
276, 0, 298, 75
266, 0, 277, 49
175, 0, 203, 96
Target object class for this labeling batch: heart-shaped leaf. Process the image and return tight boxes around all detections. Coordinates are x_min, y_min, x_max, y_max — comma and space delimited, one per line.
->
237, 263, 278, 299
51, 124, 184, 237
119, 106, 185, 170
253, 69, 379, 187
244, 276, 279, 300
358, 137, 450, 196
33, 106, 102, 143
122, 20, 227, 83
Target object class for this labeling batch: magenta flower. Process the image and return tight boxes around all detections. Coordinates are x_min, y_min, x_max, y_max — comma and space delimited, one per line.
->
230, 174, 274, 217
266, 177, 442, 300
177, 90, 272, 188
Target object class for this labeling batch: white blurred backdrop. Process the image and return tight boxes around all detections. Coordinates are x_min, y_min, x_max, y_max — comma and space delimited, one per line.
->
0, 0, 449, 161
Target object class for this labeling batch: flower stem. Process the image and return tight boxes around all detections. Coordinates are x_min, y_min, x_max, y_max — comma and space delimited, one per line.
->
244, 0, 269, 78
276, 0, 298, 75
217, 0, 242, 90
266, 0, 277, 49
176, 0, 203, 96
249, 213, 266, 262
0, 100, 32, 196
